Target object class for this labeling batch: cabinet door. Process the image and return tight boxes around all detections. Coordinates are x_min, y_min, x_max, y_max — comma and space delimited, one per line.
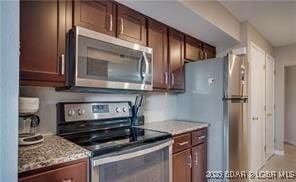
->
19, 160, 87, 182
168, 28, 185, 90
192, 143, 207, 182
74, 0, 115, 36
117, 4, 147, 45
20, 0, 68, 86
147, 19, 168, 89
185, 36, 203, 62
173, 149, 191, 182
202, 44, 216, 59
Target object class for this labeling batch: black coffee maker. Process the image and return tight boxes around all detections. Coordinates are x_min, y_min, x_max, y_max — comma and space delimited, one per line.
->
132, 95, 145, 126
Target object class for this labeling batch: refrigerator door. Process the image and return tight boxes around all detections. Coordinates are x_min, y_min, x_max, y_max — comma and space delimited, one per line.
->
225, 99, 249, 173
224, 54, 248, 99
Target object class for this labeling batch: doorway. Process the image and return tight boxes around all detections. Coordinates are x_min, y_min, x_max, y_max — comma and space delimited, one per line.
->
284, 66, 296, 146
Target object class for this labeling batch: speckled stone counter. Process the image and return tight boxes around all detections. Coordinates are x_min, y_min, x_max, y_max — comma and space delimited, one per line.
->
19, 135, 91, 173
137, 120, 208, 136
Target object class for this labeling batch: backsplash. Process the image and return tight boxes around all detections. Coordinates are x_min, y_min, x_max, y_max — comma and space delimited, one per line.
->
20, 86, 177, 134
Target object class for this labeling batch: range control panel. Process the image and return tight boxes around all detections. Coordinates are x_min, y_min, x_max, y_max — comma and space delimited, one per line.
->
63, 102, 131, 122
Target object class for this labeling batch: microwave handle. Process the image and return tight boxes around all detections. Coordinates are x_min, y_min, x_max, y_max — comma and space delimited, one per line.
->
142, 52, 149, 81
139, 54, 144, 80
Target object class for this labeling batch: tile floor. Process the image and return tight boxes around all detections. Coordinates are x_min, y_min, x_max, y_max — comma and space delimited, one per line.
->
257, 144, 296, 181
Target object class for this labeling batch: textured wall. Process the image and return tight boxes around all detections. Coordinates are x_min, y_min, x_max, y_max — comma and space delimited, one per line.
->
20, 87, 177, 134
0, 1, 19, 181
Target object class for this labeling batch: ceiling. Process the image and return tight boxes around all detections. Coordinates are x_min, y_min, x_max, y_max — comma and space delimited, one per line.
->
220, 0, 296, 47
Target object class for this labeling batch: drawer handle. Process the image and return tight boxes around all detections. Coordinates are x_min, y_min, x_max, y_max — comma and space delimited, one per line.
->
62, 178, 73, 182
178, 141, 189, 146
198, 135, 206, 140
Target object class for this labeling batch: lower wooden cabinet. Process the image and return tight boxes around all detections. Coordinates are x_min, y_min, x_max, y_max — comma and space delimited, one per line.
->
19, 159, 88, 182
173, 149, 192, 182
173, 128, 207, 182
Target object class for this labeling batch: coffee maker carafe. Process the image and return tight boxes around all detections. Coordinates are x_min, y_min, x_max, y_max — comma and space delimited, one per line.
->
19, 97, 44, 145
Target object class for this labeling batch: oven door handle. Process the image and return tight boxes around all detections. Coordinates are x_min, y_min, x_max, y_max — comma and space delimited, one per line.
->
92, 140, 173, 167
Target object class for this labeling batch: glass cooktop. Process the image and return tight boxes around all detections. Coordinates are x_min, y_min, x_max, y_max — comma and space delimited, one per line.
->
63, 127, 171, 157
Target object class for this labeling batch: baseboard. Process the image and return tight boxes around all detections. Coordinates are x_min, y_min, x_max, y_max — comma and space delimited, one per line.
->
274, 150, 285, 155
284, 140, 296, 146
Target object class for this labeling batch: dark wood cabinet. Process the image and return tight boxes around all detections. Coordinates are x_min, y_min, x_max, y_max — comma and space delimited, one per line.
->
168, 28, 185, 91
20, 0, 71, 86
147, 19, 168, 90
117, 4, 146, 45
173, 149, 192, 182
202, 43, 216, 59
173, 128, 207, 182
184, 36, 203, 62
74, 0, 115, 36
19, 159, 87, 182
192, 143, 207, 182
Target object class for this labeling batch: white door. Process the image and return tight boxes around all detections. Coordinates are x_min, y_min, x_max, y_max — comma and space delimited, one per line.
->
265, 55, 275, 160
249, 43, 266, 171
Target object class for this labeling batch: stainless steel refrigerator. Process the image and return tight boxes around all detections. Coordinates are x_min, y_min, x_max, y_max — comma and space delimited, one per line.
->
177, 53, 249, 178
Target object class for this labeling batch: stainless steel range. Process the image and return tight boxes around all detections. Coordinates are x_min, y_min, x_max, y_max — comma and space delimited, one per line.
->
57, 101, 172, 182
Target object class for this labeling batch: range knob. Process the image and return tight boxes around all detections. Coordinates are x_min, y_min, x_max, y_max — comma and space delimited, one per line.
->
115, 107, 121, 113
77, 109, 85, 116
122, 107, 128, 112
67, 109, 75, 116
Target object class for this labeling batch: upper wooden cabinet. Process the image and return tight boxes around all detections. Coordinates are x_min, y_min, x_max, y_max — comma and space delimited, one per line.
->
147, 19, 168, 90
168, 28, 185, 91
74, 0, 115, 36
202, 43, 216, 59
20, 0, 70, 86
184, 36, 203, 62
117, 4, 147, 45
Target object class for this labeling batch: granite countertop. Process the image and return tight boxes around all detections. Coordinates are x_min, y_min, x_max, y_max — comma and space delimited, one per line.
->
19, 135, 91, 173
138, 120, 208, 136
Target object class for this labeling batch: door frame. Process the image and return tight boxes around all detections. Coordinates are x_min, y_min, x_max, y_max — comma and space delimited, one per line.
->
265, 54, 275, 160
249, 42, 266, 171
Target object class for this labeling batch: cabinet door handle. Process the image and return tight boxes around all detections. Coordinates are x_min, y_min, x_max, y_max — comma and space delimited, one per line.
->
109, 14, 113, 31
204, 52, 208, 59
198, 135, 206, 140
187, 155, 192, 169
178, 141, 189, 146
62, 178, 72, 182
120, 17, 124, 34
194, 152, 198, 166
165, 72, 168, 85
60, 54, 65, 75
252, 117, 259, 120
171, 73, 175, 86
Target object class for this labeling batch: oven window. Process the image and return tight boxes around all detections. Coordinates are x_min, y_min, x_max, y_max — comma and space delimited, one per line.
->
77, 35, 151, 85
92, 147, 169, 182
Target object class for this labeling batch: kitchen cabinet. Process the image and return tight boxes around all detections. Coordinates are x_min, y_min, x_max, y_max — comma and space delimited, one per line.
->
184, 35, 203, 62
168, 28, 185, 91
19, 159, 87, 182
192, 143, 207, 182
74, 0, 115, 36
117, 4, 147, 45
173, 149, 192, 182
20, 0, 71, 86
202, 43, 216, 59
147, 19, 168, 90
173, 128, 207, 182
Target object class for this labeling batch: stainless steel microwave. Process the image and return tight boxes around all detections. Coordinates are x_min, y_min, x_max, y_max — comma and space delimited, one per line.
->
67, 26, 153, 91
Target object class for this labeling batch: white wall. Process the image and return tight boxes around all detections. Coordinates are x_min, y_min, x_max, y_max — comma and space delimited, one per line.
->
20, 87, 177, 134
285, 66, 296, 145
274, 44, 296, 151
0, 1, 19, 181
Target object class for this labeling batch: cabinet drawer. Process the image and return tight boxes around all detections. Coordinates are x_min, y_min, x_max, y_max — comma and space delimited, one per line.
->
19, 161, 87, 182
173, 133, 191, 153
192, 129, 207, 146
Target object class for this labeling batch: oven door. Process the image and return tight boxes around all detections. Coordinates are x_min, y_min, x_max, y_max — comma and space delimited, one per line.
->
73, 26, 153, 91
91, 140, 172, 182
